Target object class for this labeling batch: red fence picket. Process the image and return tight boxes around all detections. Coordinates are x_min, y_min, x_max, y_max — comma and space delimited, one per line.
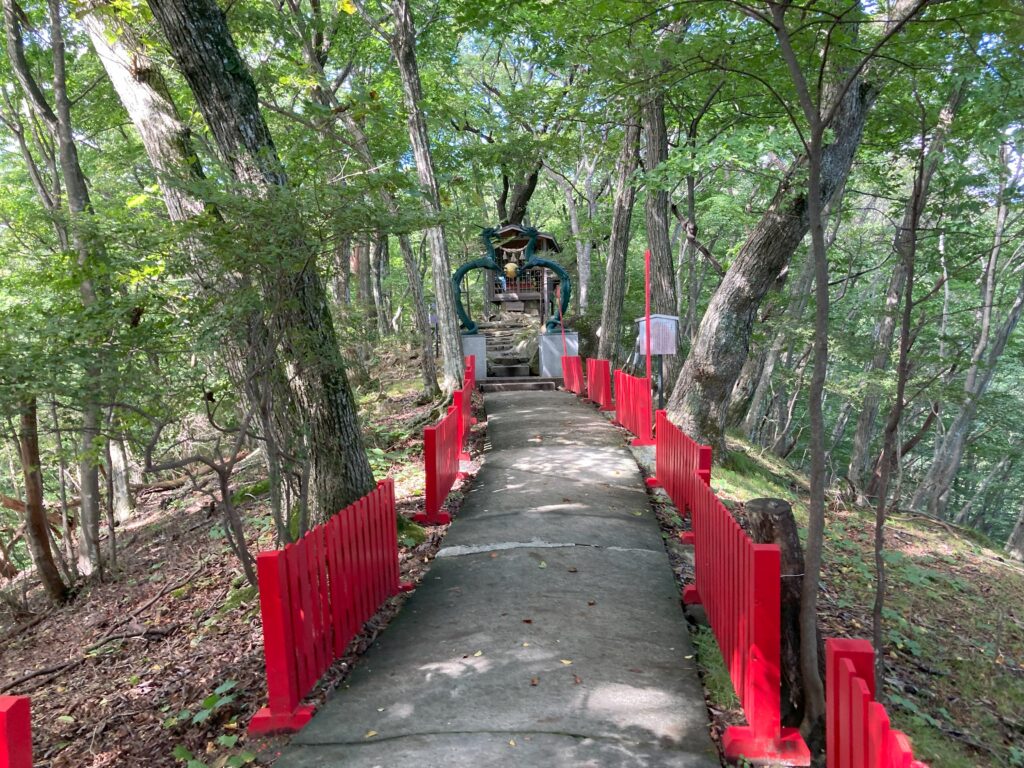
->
685, 478, 810, 764
613, 369, 655, 446
586, 358, 614, 410
0, 697, 31, 768
826, 639, 929, 768
561, 355, 584, 395
250, 480, 409, 734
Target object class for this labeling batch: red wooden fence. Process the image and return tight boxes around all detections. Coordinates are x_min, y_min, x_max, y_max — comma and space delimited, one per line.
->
415, 405, 459, 526
826, 640, 928, 768
0, 697, 30, 768
613, 369, 654, 446
415, 358, 476, 525
561, 355, 584, 395
250, 480, 410, 734
685, 478, 810, 764
647, 410, 712, 544
586, 358, 614, 410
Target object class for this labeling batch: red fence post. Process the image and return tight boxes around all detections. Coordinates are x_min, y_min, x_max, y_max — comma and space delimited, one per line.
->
250, 550, 314, 734
826, 639, 875, 768
0, 697, 31, 768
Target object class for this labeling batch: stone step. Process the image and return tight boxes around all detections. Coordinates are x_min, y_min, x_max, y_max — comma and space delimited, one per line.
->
489, 364, 532, 378
479, 381, 556, 393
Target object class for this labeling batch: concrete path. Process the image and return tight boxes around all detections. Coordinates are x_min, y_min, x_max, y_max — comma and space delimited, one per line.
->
277, 391, 718, 767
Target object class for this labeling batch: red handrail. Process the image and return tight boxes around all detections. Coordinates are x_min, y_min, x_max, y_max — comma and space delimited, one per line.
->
250, 480, 409, 734
0, 697, 31, 768
416, 405, 459, 526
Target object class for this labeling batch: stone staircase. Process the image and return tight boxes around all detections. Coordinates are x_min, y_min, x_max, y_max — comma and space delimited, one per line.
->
475, 316, 563, 392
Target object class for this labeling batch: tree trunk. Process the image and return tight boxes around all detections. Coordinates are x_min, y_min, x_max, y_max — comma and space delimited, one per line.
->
371, 234, 390, 337
597, 118, 641, 362
910, 147, 1024, 517
109, 436, 134, 525
387, 0, 462, 392
1007, 503, 1024, 561
665, 55, 876, 451
146, 0, 375, 524
642, 93, 676, 319
746, 498, 817, 728
83, 9, 207, 221
19, 398, 68, 603
333, 232, 352, 306
4, 0, 108, 577
848, 84, 964, 499
954, 456, 1009, 526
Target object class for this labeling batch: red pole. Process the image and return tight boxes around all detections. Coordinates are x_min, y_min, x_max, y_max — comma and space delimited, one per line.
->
644, 249, 652, 383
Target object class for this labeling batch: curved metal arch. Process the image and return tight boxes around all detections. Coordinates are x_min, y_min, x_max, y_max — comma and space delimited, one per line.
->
452, 226, 572, 335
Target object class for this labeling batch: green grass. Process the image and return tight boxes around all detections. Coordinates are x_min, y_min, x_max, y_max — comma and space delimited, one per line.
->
691, 625, 740, 711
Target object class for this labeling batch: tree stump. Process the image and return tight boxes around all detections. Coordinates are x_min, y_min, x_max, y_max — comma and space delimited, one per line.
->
745, 498, 821, 729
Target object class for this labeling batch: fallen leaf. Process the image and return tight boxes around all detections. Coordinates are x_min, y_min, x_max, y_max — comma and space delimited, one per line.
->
587, 600, 596, 606
632, 510, 643, 516
560, 659, 573, 665
522, 618, 533, 624
573, 675, 583, 685
523, 642, 530, 647
530, 676, 540, 686
489, 552, 498, 558
473, 650, 483, 657
509, 738, 516, 747
364, 730, 378, 739
538, 561, 547, 569
567, 567, 578, 573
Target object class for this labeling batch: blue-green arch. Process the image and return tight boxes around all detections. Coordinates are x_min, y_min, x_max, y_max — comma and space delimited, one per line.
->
453, 227, 572, 335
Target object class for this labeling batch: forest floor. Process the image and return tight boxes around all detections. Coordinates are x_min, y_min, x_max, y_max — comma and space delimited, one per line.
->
645, 436, 1024, 768
0, 359, 484, 768
2, 371, 1022, 768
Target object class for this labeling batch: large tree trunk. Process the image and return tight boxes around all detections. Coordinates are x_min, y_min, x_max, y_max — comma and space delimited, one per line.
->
597, 118, 641, 362
642, 93, 676, 319
83, 10, 207, 221
642, 92, 678, 384
19, 398, 68, 603
387, 0, 462, 393
109, 435, 134, 525
146, 0, 375, 523
498, 163, 541, 226
665, 62, 876, 451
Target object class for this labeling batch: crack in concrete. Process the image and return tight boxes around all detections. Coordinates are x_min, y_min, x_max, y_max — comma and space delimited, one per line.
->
295, 728, 708, 753
436, 540, 659, 558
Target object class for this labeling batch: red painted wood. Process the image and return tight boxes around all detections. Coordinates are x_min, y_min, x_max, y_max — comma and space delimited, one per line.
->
586, 358, 614, 409
825, 638, 928, 768
561, 355, 584, 395
613, 370, 654, 445
417, 405, 457, 525
0, 697, 32, 768
251, 481, 405, 734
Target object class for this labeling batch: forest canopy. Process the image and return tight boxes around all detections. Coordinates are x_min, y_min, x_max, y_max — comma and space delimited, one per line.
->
0, 0, 1022, 752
